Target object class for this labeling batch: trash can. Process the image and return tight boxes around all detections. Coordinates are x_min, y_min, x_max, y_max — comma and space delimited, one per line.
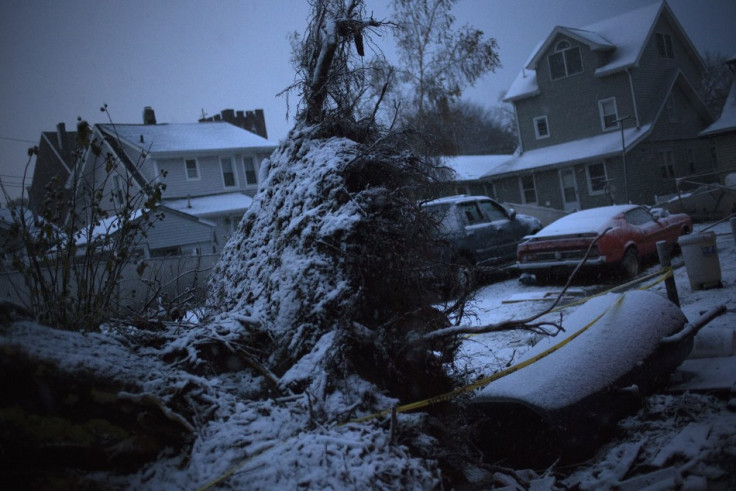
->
678, 231, 722, 290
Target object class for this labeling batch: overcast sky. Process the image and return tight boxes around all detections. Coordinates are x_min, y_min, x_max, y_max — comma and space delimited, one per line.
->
1, 0, 734, 205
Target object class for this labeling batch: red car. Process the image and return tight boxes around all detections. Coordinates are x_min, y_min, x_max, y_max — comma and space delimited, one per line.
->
517, 204, 692, 278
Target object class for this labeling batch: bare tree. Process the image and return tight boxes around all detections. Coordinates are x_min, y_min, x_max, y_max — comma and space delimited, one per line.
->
390, 0, 500, 118
701, 51, 735, 116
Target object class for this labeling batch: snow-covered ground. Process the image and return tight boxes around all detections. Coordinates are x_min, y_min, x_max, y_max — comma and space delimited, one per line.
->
2, 220, 735, 489
449, 218, 736, 488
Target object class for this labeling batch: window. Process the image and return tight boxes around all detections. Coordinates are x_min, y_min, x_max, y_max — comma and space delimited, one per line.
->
220, 157, 237, 188
709, 146, 718, 170
519, 175, 537, 204
548, 40, 583, 80
687, 148, 695, 174
112, 174, 125, 206
586, 162, 608, 195
185, 159, 200, 180
534, 116, 550, 139
243, 157, 257, 185
656, 33, 674, 58
478, 200, 507, 221
658, 150, 675, 178
666, 94, 677, 122
598, 98, 619, 131
625, 207, 655, 226
459, 202, 484, 225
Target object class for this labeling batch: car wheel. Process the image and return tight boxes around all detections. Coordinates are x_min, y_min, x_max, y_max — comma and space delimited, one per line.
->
448, 257, 475, 297
619, 248, 639, 278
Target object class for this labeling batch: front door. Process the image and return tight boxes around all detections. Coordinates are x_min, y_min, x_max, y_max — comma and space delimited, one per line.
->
559, 168, 580, 212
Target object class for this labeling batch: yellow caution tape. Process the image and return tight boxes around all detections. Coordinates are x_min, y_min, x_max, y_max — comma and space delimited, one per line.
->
347, 294, 627, 424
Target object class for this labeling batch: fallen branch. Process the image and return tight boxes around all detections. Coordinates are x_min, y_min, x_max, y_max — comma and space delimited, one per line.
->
423, 229, 612, 341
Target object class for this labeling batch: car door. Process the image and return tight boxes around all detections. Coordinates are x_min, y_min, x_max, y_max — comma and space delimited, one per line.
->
458, 199, 517, 264
624, 207, 669, 255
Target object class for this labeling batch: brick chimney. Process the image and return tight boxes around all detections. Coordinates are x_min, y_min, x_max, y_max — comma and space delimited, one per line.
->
56, 122, 66, 150
143, 106, 157, 125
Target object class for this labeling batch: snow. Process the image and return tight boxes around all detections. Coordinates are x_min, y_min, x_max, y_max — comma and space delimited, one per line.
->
505, 2, 664, 100
482, 124, 652, 178
531, 204, 635, 236
474, 290, 686, 409
2, 209, 735, 488
700, 80, 736, 136
99, 122, 276, 154
440, 154, 512, 181
164, 192, 254, 217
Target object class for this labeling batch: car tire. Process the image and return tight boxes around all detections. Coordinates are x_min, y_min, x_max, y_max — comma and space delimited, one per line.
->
619, 248, 639, 278
448, 257, 475, 297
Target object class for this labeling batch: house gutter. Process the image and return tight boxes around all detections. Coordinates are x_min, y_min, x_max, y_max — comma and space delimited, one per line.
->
513, 103, 523, 154
626, 68, 640, 128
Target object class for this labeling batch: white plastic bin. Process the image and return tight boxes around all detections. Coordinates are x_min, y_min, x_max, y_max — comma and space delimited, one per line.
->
678, 231, 722, 290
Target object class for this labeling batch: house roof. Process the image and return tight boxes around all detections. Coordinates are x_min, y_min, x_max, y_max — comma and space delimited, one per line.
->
164, 192, 254, 217
489, 68, 711, 179
441, 155, 513, 181
700, 74, 736, 136
505, 1, 705, 101
481, 123, 653, 179
98, 122, 277, 156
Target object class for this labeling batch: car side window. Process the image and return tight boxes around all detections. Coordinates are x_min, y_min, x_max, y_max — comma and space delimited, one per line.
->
478, 200, 507, 221
625, 208, 654, 226
459, 202, 485, 225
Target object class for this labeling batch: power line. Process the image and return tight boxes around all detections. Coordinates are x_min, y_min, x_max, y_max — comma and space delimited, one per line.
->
0, 135, 37, 144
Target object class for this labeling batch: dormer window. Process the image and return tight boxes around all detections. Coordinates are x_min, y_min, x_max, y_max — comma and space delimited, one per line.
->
656, 33, 674, 58
548, 40, 583, 80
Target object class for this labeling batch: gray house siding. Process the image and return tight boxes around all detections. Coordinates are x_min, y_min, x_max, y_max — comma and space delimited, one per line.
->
515, 35, 636, 153
144, 209, 215, 255
632, 16, 703, 121
153, 153, 262, 199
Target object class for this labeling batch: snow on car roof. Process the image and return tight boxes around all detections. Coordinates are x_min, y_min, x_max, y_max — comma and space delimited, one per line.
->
536, 204, 638, 236
423, 195, 497, 207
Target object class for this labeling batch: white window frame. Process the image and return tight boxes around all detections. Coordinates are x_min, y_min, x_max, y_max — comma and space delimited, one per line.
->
598, 97, 619, 131
184, 158, 200, 181
220, 156, 238, 189
243, 156, 258, 186
533, 116, 550, 139
548, 40, 583, 81
518, 174, 537, 204
586, 162, 608, 196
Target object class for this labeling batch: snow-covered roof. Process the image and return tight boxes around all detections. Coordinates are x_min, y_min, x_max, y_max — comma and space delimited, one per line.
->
482, 123, 652, 179
441, 155, 513, 181
700, 82, 736, 136
505, 1, 704, 101
99, 122, 277, 155
164, 192, 254, 217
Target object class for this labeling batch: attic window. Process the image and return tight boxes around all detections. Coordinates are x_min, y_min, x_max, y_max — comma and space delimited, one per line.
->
548, 40, 583, 80
656, 33, 674, 59
533, 116, 550, 139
